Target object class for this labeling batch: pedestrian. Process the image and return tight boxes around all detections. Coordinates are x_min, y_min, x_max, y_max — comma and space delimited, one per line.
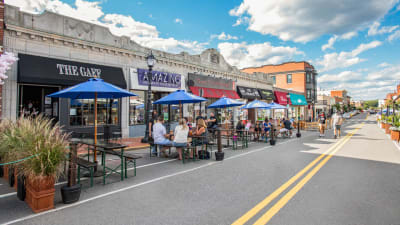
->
263, 118, 271, 141
173, 118, 189, 160
283, 117, 293, 137
152, 115, 173, 157
318, 112, 326, 137
331, 111, 343, 139
207, 112, 218, 132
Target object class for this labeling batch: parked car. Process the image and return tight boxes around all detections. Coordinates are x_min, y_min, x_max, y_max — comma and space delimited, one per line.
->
343, 113, 351, 119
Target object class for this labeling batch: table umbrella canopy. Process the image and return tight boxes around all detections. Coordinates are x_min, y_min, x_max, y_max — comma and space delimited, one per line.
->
153, 89, 207, 105
207, 96, 245, 108
266, 102, 287, 109
47, 78, 136, 99
241, 100, 271, 109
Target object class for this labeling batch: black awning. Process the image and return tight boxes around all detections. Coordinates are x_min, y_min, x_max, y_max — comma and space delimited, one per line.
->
18, 54, 127, 89
259, 89, 275, 100
237, 86, 261, 99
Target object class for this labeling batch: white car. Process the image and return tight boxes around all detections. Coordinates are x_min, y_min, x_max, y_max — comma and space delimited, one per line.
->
343, 113, 351, 119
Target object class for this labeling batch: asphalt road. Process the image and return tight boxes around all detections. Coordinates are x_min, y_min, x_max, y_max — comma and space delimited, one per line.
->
1, 113, 400, 225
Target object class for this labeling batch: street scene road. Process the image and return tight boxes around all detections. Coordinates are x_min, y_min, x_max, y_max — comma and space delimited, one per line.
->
1, 113, 399, 225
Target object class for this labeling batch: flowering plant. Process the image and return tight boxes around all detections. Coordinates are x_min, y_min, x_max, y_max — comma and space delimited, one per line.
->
0, 52, 19, 85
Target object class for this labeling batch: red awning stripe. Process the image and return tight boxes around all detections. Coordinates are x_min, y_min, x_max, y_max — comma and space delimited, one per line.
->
274, 91, 288, 105
189, 86, 240, 99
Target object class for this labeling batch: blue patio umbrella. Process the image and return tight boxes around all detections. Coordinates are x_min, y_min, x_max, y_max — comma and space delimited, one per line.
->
153, 90, 207, 118
207, 96, 245, 108
241, 100, 271, 109
48, 78, 136, 162
266, 102, 287, 109
136, 104, 145, 109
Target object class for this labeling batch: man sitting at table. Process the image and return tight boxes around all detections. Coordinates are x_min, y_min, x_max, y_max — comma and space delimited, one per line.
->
153, 115, 173, 157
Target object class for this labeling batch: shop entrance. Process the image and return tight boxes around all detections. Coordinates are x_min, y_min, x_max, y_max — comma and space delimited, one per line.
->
19, 85, 60, 121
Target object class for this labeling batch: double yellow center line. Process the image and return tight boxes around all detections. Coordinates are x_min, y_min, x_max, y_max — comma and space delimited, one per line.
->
232, 123, 364, 225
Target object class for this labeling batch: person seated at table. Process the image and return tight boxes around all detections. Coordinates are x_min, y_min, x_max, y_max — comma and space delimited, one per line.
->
245, 120, 252, 131
254, 121, 262, 141
152, 115, 173, 157
173, 118, 189, 160
192, 118, 207, 158
184, 117, 192, 130
282, 117, 293, 137
263, 118, 272, 141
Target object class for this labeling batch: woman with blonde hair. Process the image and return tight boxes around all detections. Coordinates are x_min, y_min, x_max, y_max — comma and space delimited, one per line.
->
191, 118, 207, 158
173, 118, 189, 160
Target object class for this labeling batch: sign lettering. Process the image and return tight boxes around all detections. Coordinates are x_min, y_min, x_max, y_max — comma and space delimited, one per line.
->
57, 64, 101, 78
137, 68, 181, 88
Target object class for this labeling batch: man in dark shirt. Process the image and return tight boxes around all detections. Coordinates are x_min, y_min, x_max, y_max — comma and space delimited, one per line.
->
207, 112, 218, 133
318, 112, 326, 137
283, 118, 293, 136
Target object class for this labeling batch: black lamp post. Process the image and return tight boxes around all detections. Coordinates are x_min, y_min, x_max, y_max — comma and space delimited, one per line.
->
311, 99, 315, 121
142, 51, 156, 143
286, 93, 290, 118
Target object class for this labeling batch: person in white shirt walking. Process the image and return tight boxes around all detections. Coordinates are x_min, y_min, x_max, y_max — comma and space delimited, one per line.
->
173, 118, 189, 160
331, 111, 343, 139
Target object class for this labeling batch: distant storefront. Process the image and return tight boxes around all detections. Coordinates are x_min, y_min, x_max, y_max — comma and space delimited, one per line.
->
188, 73, 239, 123
18, 53, 126, 134
129, 68, 185, 136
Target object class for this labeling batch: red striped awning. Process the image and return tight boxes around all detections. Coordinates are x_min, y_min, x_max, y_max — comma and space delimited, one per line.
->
274, 91, 289, 105
189, 86, 240, 99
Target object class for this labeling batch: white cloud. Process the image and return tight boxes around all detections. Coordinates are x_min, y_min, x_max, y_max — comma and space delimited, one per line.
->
318, 71, 363, 83
388, 29, 400, 41
368, 21, 398, 36
321, 32, 358, 51
378, 62, 390, 67
321, 36, 338, 51
319, 64, 400, 100
211, 32, 238, 41
174, 18, 183, 24
317, 41, 382, 72
7, 0, 206, 54
217, 41, 304, 69
230, 0, 397, 43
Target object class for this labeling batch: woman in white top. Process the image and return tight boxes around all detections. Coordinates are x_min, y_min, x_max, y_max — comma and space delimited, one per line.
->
173, 118, 189, 160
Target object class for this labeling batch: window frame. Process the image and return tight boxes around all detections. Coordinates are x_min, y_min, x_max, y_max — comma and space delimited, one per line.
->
287, 74, 292, 84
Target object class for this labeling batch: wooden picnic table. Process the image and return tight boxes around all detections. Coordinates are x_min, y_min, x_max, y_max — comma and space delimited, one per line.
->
70, 138, 127, 185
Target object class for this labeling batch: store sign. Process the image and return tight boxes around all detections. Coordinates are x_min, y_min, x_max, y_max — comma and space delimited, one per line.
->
137, 68, 181, 88
259, 89, 275, 100
237, 86, 261, 99
18, 54, 126, 88
56, 64, 101, 78
188, 73, 235, 90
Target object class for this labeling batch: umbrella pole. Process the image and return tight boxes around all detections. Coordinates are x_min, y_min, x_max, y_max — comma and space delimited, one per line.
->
94, 92, 98, 163
180, 101, 183, 118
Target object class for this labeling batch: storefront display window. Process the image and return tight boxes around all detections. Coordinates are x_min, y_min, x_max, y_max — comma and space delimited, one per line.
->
129, 90, 145, 125
69, 98, 119, 126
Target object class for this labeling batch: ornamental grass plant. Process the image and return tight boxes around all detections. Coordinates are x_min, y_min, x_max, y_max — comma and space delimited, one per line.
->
0, 116, 69, 179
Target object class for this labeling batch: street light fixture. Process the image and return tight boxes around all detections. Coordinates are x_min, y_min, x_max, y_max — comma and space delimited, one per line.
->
311, 99, 315, 122
142, 51, 156, 143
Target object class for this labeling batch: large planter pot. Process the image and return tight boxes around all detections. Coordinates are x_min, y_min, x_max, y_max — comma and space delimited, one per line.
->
61, 184, 81, 204
391, 130, 400, 142
270, 139, 276, 145
215, 152, 224, 161
0, 165, 3, 178
25, 176, 55, 213
17, 175, 26, 201
385, 124, 392, 134
8, 167, 15, 187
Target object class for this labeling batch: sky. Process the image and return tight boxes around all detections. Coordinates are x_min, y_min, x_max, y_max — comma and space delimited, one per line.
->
7, 0, 400, 100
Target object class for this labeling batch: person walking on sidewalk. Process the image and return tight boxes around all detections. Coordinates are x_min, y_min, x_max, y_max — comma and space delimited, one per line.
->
318, 112, 327, 137
331, 111, 343, 139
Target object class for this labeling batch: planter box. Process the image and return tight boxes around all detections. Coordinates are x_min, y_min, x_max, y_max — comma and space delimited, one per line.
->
385, 124, 392, 134
3, 165, 9, 181
391, 130, 400, 142
25, 176, 55, 213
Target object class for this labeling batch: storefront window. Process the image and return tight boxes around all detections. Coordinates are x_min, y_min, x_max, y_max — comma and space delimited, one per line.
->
129, 90, 145, 125
69, 99, 119, 126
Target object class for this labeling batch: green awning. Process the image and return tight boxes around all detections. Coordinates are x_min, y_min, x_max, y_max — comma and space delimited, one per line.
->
289, 93, 307, 106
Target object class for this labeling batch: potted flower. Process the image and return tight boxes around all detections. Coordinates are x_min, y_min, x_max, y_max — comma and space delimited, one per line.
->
390, 126, 400, 142
0, 116, 68, 213
385, 116, 393, 134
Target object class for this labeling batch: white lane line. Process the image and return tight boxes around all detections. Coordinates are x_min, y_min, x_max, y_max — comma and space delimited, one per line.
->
0, 192, 16, 199
2, 135, 312, 225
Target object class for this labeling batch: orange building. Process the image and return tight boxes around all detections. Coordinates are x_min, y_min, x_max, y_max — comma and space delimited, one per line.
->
242, 61, 317, 120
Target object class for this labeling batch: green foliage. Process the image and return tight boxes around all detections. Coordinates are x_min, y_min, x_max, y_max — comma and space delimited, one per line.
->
363, 100, 379, 109
0, 116, 69, 179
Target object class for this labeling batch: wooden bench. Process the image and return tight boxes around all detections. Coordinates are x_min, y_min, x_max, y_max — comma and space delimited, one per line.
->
77, 158, 97, 187
123, 152, 142, 178
150, 143, 173, 157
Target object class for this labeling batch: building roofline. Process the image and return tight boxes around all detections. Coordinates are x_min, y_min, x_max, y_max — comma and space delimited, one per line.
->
241, 61, 315, 71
